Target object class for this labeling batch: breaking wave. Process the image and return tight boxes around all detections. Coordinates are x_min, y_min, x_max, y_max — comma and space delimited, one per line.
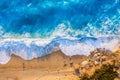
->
0, 36, 119, 64
0, 0, 120, 64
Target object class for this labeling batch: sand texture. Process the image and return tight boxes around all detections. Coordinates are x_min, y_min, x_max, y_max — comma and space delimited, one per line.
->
0, 50, 88, 80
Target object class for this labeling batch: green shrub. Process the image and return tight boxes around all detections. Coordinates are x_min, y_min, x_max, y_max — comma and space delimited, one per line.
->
80, 64, 118, 80
80, 74, 89, 80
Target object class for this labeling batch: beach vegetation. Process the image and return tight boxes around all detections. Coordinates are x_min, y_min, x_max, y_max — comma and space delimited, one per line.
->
80, 64, 118, 80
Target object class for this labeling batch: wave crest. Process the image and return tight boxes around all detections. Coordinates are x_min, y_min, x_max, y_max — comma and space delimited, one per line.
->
0, 36, 119, 64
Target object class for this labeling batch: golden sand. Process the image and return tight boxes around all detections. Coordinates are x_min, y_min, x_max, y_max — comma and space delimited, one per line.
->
0, 50, 88, 80
0, 46, 120, 80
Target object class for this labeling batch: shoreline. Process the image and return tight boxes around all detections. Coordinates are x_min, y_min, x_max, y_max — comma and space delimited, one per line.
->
0, 50, 88, 80
0, 36, 119, 64
0, 50, 88, 70
0, 46, 120, 80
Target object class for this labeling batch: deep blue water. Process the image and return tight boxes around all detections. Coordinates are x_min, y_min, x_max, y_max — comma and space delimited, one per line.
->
0, 0, 120, 64
0, 0, 120, 38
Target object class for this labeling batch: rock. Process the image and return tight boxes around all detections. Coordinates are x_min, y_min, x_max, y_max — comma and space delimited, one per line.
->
93, 54, 98, 57
115, 62, 120, 68
100, 56, 106, 62
81, 61, 89, 68
101, 48, 106, 54
105, 50, 113, 55
95, 56, 101, 62
70, 62, 73, 67
74, 68, 80, 76
96, 48, 101, 53
90, 50, 95, 57
94, 61, 99, 66
64, 64, 67, 67
97, 53, 101, 56
117, 69, 120, 78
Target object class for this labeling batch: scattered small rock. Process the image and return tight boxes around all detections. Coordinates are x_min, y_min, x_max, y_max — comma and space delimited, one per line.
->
74, 68, 80, 76
64, 64, 67, 67
117, 69, 120, 78
70, 62, 73, 67
81, 60, 89, 69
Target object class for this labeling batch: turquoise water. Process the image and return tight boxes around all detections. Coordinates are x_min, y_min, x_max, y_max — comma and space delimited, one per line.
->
0, 0, 120, 64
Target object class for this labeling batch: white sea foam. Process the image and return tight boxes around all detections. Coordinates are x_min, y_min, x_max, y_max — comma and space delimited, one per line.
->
0, 51, 11, 64
0, 36, 119, 64
60, 37, 119, 56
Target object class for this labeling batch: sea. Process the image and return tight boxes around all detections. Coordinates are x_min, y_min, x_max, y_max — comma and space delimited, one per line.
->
0, 0, 120, 64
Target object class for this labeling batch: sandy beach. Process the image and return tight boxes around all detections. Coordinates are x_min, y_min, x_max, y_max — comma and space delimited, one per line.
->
0, 50, 88, 80
0, 45, 120, 80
